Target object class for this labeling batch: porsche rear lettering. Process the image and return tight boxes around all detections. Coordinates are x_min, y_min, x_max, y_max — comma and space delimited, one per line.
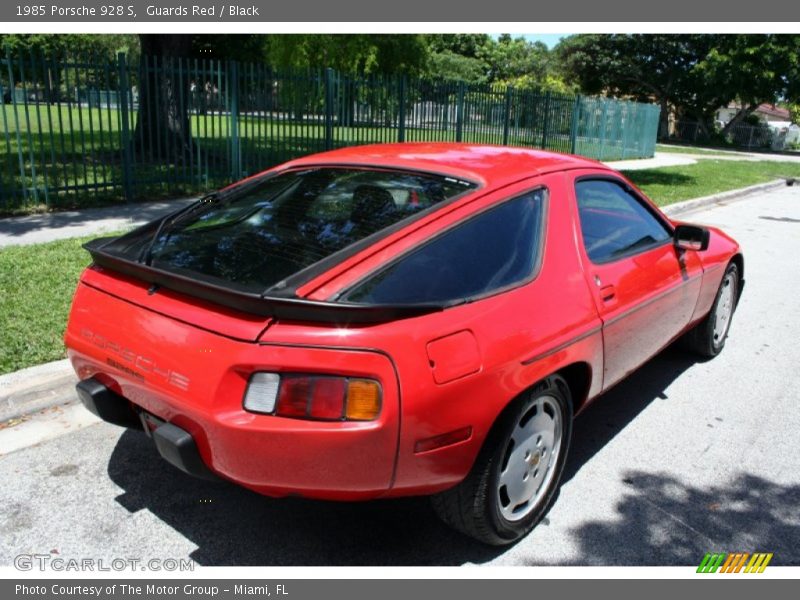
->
81, 328, 190, 391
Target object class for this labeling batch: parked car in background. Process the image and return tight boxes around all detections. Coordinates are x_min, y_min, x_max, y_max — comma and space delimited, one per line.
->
65, 144, 743, 545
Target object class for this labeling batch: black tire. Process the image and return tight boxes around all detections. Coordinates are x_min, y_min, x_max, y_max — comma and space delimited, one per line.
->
683, 262, 739, 358
431, 375, 573, 546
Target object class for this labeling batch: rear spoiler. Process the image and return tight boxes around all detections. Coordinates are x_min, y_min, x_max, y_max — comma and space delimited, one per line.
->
83, 238, 445, 325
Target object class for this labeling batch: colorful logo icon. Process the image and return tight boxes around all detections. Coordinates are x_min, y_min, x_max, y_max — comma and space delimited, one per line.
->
697, 552, 773, 573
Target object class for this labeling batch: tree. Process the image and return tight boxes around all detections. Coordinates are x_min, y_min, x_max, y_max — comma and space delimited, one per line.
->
478, 35, 552, 83
697, 35, 800, 134
134, 34, 194, 160
789, 103, 800, 125
264, 35, 429, 75
495, 72, 578, 95
426, 34, 492, 59
556, 34, 720, 137
190, 35, 268, 63
555, 34, 800, 138
425, 34, 564, 90
428, 51, 488, 83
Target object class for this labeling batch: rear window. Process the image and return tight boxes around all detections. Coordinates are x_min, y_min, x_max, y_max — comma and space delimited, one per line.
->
341, 189, 546, 305
101, 168, 474, 293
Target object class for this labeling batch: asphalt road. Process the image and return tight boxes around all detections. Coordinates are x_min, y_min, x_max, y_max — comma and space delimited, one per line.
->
1, 186, 799, 567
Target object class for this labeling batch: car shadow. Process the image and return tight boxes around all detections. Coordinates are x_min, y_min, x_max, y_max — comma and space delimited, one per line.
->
107, 344, 702, 566
563, 344, 699, 483
108, 431, 500, 566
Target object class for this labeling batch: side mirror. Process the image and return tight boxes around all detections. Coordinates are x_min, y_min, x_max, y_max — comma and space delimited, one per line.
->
674, 224, 710, 252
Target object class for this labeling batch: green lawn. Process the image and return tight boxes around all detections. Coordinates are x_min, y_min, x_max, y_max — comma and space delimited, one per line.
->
622, 159, 800, 206
0, 231, 125, 375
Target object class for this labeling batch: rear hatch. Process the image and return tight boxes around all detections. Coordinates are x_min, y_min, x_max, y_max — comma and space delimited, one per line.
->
82, 165, 476, 335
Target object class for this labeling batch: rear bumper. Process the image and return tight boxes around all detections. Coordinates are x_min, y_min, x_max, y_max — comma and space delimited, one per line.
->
69, 349, 400, 500
77, 377, 219, 481
64, 278, 401, 500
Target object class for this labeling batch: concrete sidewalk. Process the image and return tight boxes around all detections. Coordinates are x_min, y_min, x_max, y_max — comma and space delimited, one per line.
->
608, 148, 800, 171
0, 197, 195, 248
657, 143, 800, 163
605, 153, 697, 171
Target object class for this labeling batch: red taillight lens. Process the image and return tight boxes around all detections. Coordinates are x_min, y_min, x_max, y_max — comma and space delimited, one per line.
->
275, 377, 311, 418
309, 377, 346, 420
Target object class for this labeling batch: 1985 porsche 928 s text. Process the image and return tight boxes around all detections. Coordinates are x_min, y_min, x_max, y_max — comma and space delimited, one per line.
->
65, 143, 742, 545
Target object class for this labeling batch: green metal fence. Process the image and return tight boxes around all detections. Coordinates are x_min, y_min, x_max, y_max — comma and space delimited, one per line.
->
0, 51, 661, 213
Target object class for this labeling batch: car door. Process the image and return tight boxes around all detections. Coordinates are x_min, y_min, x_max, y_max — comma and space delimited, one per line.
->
569, 172, 703, 389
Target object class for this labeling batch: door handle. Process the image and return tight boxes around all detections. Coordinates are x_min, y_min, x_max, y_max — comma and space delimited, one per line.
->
599, 284, 616, 302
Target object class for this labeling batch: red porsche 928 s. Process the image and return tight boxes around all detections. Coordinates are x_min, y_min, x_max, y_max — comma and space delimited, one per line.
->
65, 143, 742, 545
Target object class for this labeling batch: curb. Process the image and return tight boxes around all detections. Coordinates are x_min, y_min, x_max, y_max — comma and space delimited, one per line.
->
0, 359, 77, 423
662, 178, 789, 217
1, 178, 793, 423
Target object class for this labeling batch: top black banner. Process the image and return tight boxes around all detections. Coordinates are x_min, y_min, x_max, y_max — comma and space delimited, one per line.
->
2, 0, 800, 22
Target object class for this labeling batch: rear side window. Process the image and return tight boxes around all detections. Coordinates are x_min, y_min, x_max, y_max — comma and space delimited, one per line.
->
342, 189, 546, 305
575, 179, 671, 263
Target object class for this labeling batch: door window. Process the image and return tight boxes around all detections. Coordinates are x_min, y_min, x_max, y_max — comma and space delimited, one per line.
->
575, 179, 672, 263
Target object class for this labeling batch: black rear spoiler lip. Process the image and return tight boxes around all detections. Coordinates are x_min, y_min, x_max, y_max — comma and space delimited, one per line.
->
82, 238, 446, 325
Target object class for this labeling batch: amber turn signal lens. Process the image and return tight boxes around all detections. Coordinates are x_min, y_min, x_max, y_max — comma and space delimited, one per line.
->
345, 379, 382, 421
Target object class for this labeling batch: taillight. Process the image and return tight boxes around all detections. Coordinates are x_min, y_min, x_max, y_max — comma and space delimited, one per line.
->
344, 379, 382, 421
242, 373, 280, 414
309, 377, 347, 420
243, 373, 381, 421
275, 377, 311, 418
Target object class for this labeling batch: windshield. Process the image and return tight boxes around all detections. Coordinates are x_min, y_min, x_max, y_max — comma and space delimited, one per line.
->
101, 168, 475, 294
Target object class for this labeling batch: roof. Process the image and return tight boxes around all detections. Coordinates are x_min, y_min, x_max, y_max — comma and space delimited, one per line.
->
756, 104, 791, 120
281, 143, 606, 188
724, 102, 791, 120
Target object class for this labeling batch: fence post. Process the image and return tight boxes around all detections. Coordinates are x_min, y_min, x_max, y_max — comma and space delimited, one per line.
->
398, 75, 406, 143
3, 48, 30, 208
598, 99, 609, 160
229, 60, 241, 180
569, 94, 582, 154
116, 52, 133, 203
455, 82, 465, 142
502, 86, 513, 146
324, 68, 335, 151
540, 91, 552, 149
